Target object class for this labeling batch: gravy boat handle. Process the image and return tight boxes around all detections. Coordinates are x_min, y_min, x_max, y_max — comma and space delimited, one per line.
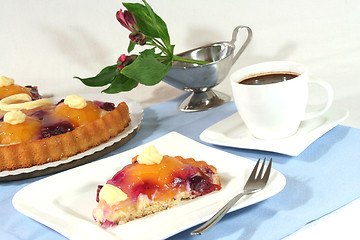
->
231, 25, 253, 65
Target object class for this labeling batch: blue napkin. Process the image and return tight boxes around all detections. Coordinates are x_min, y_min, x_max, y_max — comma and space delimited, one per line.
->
1, 94, 360, 240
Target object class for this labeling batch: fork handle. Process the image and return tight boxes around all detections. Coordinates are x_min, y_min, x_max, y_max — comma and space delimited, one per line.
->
190, 192, 246, 235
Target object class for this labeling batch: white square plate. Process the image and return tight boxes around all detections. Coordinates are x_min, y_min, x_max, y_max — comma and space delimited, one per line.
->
200, 107, 349, 156
13, 132, 286, 240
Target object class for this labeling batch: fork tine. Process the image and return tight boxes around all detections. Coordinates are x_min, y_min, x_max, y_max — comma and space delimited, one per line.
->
247, 158, 260, 183
256, 158, 266, 180
191, 157, 273, 235
262, 158, 272, 183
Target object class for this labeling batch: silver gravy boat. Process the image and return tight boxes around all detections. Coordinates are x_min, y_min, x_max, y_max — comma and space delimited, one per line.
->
162, 25, 253, 112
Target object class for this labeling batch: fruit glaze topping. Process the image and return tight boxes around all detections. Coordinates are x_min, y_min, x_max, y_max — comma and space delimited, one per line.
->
0, 77, 115, 145
95, 146, 221, 220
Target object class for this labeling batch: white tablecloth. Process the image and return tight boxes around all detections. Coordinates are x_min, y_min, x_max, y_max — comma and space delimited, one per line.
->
1, 0, 360, 239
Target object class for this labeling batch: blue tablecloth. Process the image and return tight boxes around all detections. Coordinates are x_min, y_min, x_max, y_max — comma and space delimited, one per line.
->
1, 94, 360, 240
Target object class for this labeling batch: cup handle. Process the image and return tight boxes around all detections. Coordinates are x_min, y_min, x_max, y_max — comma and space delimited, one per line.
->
230, 26, 253, 65
302, 80, 334, 120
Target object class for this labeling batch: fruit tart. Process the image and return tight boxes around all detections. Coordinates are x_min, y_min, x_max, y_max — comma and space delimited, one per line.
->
0, 76, 131, 171
93, 145, 222, 228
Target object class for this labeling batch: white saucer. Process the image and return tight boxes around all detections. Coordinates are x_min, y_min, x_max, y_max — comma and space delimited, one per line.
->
200, 107, 349, 156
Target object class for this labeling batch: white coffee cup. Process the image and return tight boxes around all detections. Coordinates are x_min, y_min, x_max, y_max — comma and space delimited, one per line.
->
230, 61, 334, 140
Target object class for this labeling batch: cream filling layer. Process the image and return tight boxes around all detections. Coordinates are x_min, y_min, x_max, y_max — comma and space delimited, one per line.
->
99, 184, 128, 205
0, 76, 14, 87
137, 145, 163, 165
64, 95, 87, 109
3, 110, 26, 125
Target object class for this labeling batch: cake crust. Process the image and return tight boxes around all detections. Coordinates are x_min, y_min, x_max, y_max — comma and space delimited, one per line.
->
0, 102, 130, 171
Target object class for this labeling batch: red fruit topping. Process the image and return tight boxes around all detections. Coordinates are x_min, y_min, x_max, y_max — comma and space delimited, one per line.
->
190, 175, 216, 195
96, 185, 103, 202
101, 102, 115, 111
105, 155, 220, 202
94, 101, 115, 111
41, 121, 74, 139
25, 85, 41, 100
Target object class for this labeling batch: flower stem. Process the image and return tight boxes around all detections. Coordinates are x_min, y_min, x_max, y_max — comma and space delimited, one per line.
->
152, 38, 169, 54
173, 55, 210, 65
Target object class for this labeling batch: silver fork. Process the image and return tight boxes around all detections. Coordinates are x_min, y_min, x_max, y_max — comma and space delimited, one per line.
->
190, 158, 272, 235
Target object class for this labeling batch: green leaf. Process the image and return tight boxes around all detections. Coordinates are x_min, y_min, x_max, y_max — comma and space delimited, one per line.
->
127, 41, 135, 53
121, 48, 172, 86
123, 2, 171, 50
142, 0, 171, 49
102, 73, 138, 93
74, 65, 118, 87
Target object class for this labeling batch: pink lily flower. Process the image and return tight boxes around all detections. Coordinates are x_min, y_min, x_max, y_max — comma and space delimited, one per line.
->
116, 9, 138, 32
116, 9, 146, 45
117, 54, 137, 70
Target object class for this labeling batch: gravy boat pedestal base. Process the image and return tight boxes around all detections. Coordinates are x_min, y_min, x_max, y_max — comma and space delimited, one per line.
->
180, 89, 230, 112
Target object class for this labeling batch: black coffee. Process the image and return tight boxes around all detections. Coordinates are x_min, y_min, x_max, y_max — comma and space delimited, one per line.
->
239, 72, 300, 85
